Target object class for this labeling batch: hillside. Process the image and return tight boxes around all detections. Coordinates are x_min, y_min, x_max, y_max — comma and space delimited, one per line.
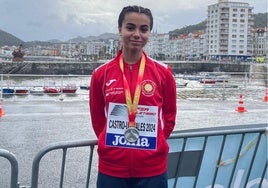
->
169, 13, 267, 37
169, 21, 207, 37
67, 33, 119, 43
0, 29, 25, 46
254, 13, 268, 28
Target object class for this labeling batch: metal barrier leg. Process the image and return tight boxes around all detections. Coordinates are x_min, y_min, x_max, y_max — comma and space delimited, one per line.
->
0, 149, 19, 188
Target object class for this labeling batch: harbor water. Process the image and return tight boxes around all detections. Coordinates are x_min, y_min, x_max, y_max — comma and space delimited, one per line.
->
0, 74, 267, 187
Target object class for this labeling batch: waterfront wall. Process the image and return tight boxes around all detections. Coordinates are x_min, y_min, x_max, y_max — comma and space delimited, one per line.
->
0, 61, 254, 75
167, 61, 251, 74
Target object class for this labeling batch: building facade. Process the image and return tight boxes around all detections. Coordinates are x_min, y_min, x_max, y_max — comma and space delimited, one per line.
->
207, 0, 254, 61
252, 27, 268, 62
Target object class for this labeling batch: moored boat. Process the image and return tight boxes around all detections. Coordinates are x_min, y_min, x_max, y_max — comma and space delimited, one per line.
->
214, 74, 230, 83
183, 75, 202, 81
215, 78, 229, 83
199, 79, 216, 84
176, 82, 188, 88
79, 85, 90, 90
43, 86, 60, 94
2, 88, 15, 94
30, 87, 44, 95
15, 88, 29, 95
60, 84, 78, 94
1, 88, 15, 96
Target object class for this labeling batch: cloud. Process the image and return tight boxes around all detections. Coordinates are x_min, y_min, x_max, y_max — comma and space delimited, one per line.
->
0, 0, 266, 41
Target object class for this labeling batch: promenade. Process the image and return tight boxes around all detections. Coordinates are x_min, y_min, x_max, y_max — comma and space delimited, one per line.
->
0, 60, 253, 75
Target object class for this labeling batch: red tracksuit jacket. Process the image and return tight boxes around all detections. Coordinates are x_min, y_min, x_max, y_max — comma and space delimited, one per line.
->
89, 50, 177, 178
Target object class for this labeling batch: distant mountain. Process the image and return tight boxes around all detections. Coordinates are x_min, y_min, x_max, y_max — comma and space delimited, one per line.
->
67, 36, 87, 43
96, 33, 119, 40
254, 13, 268, 28
48, 39, 62, 43
169, 13, 267, 37
0, 29, 25, 46
25, 41, 57, 47
67, 33, 119, 43
169, 21, 207, 37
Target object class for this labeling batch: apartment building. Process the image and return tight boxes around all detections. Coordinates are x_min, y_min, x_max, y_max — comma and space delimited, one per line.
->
252, 27, 268, 62
207, 0, 254, 61
144, 0, 259, 62
146, 31, 208, 61
145, 32, 170, 60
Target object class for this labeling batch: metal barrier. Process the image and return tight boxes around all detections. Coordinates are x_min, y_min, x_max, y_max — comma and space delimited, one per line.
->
31, 140, 98, 188
0, 149, 19, 188
1, 124, 267, 188
168, 124, 267, 188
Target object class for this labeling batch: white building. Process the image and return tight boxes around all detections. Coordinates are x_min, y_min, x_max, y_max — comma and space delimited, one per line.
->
207, 0, 254, 61
252, 27, 268, 60
145, 33, 170, 60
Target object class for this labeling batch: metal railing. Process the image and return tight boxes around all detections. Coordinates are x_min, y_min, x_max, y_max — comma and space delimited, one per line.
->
0, 149, 19, 188
31, 140, 98, 188
168, 124, 267, 188
1, 124, 266, 188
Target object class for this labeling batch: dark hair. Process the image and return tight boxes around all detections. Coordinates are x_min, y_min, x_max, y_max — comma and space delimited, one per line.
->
118, 5, 153, 31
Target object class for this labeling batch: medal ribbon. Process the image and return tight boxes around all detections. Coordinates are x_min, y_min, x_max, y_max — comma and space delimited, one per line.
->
119, 54, 145, 127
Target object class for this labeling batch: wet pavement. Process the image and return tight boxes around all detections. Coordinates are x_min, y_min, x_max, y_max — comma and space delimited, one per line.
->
0, 96, 267, 187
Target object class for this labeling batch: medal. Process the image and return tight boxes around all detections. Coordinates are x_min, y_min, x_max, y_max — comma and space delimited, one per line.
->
124, 127, 139, 143
120, 53, 146, 143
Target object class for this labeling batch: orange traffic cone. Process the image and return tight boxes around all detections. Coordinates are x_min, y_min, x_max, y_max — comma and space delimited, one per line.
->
236, 94, 247, 113
0, 102, 4, 117
263, 89, 268, 102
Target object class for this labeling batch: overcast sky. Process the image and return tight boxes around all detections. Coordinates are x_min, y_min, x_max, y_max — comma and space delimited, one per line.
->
0, 0, 266, 42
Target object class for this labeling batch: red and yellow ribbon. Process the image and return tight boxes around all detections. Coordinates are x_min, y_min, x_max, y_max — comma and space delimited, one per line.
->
119, 54, 145, 127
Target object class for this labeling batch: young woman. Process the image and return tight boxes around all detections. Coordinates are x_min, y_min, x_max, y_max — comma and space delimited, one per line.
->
89, 5, 177, 188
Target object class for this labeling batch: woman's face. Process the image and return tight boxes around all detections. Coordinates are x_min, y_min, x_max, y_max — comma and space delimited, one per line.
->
119, 12, 151, 52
